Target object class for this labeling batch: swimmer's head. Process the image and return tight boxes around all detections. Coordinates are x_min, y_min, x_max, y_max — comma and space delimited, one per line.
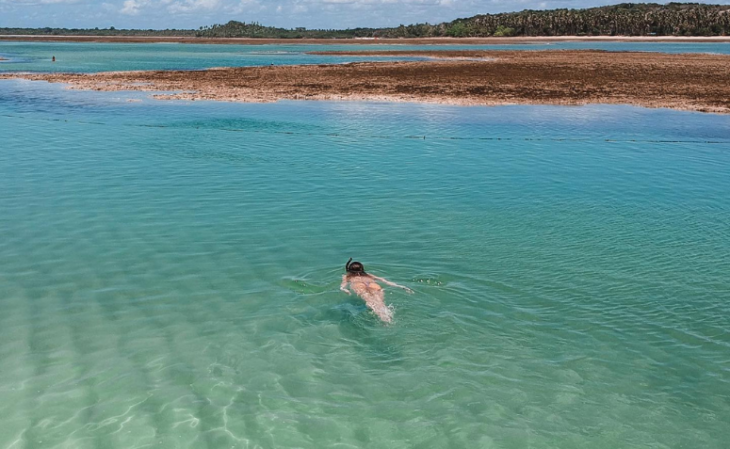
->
345, 258, 366, 275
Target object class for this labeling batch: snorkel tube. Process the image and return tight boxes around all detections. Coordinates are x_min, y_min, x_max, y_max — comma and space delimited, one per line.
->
346, 258, 366, 275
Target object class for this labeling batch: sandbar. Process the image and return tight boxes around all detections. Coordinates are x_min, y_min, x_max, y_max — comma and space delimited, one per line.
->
2, 50, 729, 113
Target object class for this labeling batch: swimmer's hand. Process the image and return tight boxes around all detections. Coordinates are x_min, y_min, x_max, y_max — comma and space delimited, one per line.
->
372, 275, 413, 294
340, 275, 350, 295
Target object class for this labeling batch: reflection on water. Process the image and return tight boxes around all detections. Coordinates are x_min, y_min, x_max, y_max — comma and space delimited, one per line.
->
1, 80, 730, 448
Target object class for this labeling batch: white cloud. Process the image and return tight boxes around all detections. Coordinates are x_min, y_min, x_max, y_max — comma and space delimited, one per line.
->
167, 0, 220, 14
0, 0, 83, 4
120, 0, 149, 15
119, 0, 224, 17
228, 0, 264, 15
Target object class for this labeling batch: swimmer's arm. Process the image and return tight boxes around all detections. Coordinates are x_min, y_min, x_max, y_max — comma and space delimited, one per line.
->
340, 275, 351, 295
371, 275, 413, 294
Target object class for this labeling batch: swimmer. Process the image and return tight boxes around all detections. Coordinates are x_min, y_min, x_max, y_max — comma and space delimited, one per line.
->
340, 258, 412, 323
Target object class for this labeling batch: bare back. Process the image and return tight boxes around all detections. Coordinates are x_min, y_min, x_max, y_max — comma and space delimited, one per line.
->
343, 273, 392, 323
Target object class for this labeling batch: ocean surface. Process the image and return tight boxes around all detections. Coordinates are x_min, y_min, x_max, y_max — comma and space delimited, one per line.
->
1, 40, 730, 73
1, 44, 730, 449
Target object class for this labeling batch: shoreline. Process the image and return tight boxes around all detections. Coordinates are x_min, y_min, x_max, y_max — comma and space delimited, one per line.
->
2, 50, 729, 114
2, 35, 730, 45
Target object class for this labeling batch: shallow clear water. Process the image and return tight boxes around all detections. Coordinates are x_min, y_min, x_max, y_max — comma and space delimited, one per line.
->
1, 77, 730, 449
1, 40, 730, 73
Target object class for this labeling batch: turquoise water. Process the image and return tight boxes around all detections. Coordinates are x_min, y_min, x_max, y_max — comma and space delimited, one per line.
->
2, 72, 730, 448
1, 40, 730, 73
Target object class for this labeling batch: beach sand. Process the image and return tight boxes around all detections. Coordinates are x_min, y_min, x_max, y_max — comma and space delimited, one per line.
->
2, 50, 729, 113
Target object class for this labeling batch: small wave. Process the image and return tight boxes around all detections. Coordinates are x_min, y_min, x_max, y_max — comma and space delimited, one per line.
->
249, 51, 301, 55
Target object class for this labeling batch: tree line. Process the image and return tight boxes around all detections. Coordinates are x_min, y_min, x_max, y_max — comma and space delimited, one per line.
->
196, 3, 730, 38
0, 27, 195, 37
3, 3, 730, 38
435, 3, 730, 37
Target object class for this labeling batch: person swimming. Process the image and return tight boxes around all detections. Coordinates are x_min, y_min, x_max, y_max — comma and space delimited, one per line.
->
340, 258, 412, 323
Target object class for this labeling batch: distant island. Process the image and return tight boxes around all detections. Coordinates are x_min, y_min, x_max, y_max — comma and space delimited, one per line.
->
2, 3, 730, 38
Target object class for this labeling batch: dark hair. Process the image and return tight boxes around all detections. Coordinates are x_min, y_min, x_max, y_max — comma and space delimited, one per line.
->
345, 258, 366, 275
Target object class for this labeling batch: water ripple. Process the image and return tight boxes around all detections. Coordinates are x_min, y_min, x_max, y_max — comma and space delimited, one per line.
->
1, 84, 730, 448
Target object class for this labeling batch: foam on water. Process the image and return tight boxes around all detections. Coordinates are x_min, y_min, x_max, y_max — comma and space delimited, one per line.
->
1, 79, 730, 448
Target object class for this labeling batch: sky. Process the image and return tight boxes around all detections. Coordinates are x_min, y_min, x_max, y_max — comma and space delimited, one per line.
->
1, 0, 729, 30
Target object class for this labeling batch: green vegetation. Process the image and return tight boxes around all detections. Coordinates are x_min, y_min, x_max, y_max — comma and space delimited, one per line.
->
493, 26, 517, 37
437, 3, 730, 37
194, 3, 730, 38
0, 27, 195, 37
194, 22, 378, 38
2, 3, 730, 38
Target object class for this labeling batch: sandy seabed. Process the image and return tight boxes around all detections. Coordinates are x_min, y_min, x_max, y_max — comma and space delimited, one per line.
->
2, 50, 729, 113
